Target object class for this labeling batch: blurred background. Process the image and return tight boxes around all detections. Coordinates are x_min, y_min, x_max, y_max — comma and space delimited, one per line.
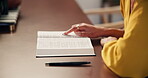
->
76, 0, 123, 25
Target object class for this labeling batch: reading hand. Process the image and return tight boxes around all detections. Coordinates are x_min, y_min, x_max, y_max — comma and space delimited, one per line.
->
64, 23, 102, 38
64, 24, 80, 35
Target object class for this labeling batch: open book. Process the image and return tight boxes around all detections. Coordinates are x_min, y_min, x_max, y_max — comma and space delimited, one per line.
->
36, 31, 95, 57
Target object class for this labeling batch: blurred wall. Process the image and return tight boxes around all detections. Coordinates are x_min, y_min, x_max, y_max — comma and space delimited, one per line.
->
76, 0, 101, 24
75, 0, 122, 25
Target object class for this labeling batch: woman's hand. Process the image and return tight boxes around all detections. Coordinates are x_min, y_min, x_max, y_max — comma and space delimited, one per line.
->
64, 23, 108, 38
100, 37, 117, 46
64, 23, 124, 38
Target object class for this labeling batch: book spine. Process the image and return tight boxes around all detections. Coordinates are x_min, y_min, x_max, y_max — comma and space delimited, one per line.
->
0, 23, 15, 33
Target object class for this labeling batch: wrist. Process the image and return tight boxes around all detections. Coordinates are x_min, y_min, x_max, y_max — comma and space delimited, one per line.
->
101, 37, 117, 46
102, 28, 124, 38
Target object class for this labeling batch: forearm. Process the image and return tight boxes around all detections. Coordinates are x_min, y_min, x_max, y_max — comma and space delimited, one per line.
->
95, 26, 124, 38
105, 28, 124, 38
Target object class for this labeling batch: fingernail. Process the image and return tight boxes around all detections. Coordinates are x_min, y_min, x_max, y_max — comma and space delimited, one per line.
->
63, 32, 67, 35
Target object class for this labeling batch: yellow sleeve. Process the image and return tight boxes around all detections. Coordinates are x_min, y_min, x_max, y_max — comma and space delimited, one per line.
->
101, 0, 148, 77
120, 0, 124, 17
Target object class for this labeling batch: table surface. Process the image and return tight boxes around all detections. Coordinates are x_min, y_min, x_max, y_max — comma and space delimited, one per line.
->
0, 0, 120, 78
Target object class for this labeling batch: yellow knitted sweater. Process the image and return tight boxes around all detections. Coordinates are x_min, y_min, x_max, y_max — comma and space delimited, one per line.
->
102, 0, 148, 77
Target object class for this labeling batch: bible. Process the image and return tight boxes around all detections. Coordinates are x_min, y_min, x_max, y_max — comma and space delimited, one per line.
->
36, 31, 95, 57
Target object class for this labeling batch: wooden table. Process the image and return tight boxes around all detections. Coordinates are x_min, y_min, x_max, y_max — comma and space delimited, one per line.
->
0, 0, 120, 78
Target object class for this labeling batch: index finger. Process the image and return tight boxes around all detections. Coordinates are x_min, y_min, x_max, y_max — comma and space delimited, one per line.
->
64, 26, 77, 35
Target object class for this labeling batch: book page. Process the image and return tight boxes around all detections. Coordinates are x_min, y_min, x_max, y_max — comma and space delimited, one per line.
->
36, 31, 95, 57
37, 38, 93, 49
0, 8, 19, 20
38, 31, 85, 38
